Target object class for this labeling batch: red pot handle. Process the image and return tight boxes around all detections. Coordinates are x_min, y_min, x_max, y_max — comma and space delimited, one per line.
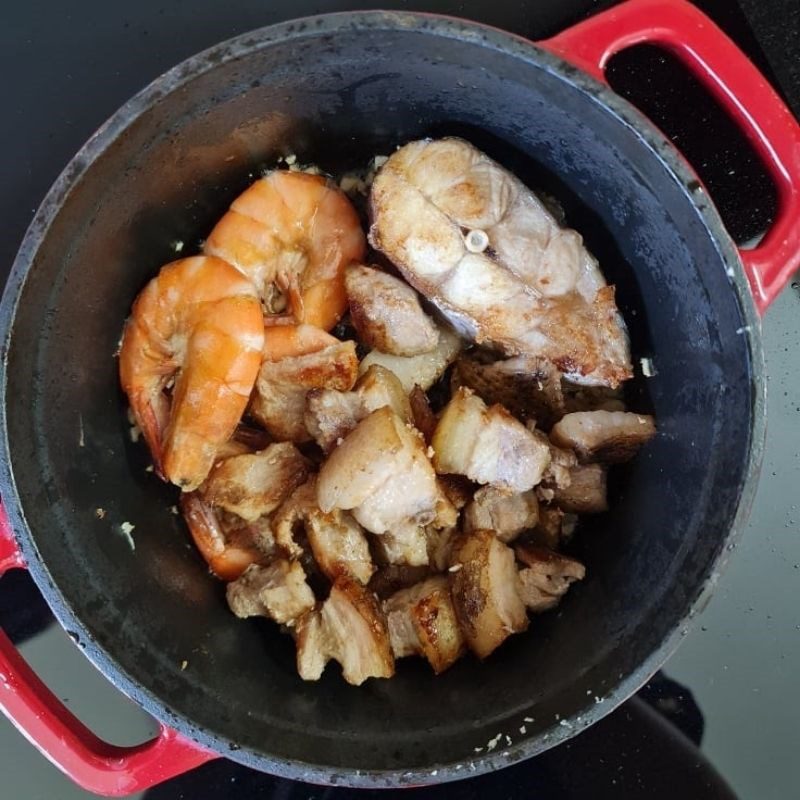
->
539, 0, 800, 314
0, 503, 217, 796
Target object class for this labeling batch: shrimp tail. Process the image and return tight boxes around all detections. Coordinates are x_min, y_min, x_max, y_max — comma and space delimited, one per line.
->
261, 323, 338, 362
133, 391, 169, 480
180, 493, 262, 581
180, 493, 225, 561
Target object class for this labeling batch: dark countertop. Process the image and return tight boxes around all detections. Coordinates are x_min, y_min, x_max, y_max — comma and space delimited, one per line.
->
1, 2, 798, 798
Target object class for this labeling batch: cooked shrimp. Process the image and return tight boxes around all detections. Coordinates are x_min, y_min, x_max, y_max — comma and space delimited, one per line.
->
261, 321, 341, 361
205, 170, 366, 331
180, 443, 307, 580
180, 493, 275, 581
119, 255, 264, 491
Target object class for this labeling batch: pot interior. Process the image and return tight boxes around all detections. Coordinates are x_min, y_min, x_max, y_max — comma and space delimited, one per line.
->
1, 15, 756, 781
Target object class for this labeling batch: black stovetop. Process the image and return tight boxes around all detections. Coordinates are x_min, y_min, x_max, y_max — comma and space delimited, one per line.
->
1, 2, 799, 799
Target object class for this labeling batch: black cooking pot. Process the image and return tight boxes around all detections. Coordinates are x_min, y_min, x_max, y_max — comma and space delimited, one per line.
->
1, 0, 799, 794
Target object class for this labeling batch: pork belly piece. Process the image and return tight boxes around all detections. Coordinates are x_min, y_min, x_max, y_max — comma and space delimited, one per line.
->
251, 333, 358, 442
366, 478, 460, 570
226, 560, 315, 624
345, 263, 440, 356
305, 364, 412, 453
515, 544, 585, 613
384, 576, 466, 673
369, 137, 632, 387
431, 387, 551, 492
272, 479, 317, 559
317, 406, 441, 536
358, 323, 462, 393
202, 443, 310, 522
373, 526, 430, 567
463, 486, 539, 543
549, 410, 656, 463
295, 576, 395, 685
305, 507, 375, 585
553, 463, 608, 514
272, 477, 374, 584
451, 354, 565, 427
449, 529, 528, 659
295, 609, 329, 682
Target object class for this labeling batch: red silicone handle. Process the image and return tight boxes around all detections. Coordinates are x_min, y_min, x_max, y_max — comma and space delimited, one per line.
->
0, 504, 217, 796
539, 0, 800, 314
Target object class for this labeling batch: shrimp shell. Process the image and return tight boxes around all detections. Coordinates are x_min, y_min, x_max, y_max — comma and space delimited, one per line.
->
119, 255, 264, 491
206, 170, 366, 330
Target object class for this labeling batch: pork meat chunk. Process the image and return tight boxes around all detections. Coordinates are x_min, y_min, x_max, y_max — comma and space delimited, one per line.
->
346, 263, 440, 356
515, 544, 585, 612
251, 337, 358, 442
358, 323, 462, 393
226, 560, 315, 624
272, 477, 374, 584
553, 463, 608, 514
202, 443, 310, 521
317, 406, 441, 536
305, 364, 412, 452
463, 486, 539, 543
449, 529, 528, 659
432, 387, 551, 492
384, 576, 466, 673
549, 411, 655, 463
295, 577, 395, 685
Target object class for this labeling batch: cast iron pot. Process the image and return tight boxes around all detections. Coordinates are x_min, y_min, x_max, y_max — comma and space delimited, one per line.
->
0, 0, 798, 794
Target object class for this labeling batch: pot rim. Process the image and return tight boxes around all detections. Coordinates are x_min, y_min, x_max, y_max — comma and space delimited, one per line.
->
0, 10, 766, 788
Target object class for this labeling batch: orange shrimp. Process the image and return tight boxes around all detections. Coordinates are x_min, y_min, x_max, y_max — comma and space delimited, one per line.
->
261, 322, 343, 362
205, 170, 366, 331
119, 255, 265, 491
181, 492, 266, 581
180, 494, 268, 581
179, 440, 307, 580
